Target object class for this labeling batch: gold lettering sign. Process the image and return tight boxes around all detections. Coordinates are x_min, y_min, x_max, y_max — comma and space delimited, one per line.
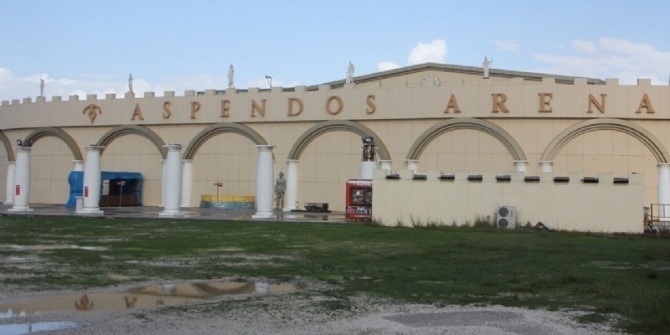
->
288, 98, 304, 116
251, 99, 266, 117
365, 94, 377, 115
162, 101, 172, 119
221, 100, 230, 118
444, 94, 461, 113
131, 103, 145, 121
636, 93, 655, 113
491, 93, 509, 113
326, 96, 343, 115
365, 95, 376, 114
538, 93, 553, 113
587, 94, 606, 113
190, 101, 201, 119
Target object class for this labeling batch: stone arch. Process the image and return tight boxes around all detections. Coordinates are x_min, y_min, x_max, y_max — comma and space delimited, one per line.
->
23, 127, 83, 161
183, 123, 268, 160
287, 120, 391, 160
0, 130, 15, 161
406, 118, 527, 161
540, 118, 669, 163
96, 125, 167, 159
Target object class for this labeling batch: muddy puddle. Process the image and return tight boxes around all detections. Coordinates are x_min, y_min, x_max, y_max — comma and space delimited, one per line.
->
0, 281, 301, 317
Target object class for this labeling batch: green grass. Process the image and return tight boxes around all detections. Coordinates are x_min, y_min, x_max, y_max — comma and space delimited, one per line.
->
1, 215, 669, 334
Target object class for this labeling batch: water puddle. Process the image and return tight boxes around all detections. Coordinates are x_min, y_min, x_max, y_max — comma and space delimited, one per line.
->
0, 321, 85, 334
0, 281, 301, 317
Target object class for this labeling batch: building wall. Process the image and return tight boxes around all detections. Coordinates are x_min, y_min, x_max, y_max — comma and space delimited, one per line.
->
0, 66, 668, 212
371, 170, 644, 233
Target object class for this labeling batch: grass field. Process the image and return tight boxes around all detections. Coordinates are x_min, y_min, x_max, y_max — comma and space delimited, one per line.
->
0, 215, 669, 334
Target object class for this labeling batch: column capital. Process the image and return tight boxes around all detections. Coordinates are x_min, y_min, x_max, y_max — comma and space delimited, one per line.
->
163, 143, 183, 150
15, 146, 32, 153
255, 145, 277, 151
84, 145, 105, 151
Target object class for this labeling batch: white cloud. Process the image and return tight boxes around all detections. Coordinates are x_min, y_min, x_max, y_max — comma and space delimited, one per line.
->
571, 40, 596, 55
533, 37, 670, 84
407, 39, 447, 65
377, 61, 400, 72
494, 40, 520, 53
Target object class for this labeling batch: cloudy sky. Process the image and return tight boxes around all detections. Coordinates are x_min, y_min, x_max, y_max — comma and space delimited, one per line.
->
1, 0, 669, 101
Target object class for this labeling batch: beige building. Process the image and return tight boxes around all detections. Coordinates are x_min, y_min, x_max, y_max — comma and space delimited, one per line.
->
1, 63, 669, 231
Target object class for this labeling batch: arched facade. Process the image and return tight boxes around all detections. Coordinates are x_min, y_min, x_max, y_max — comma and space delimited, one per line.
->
96, 125, 166, 158
0, 62, 669, 227
0, 130, 15, 161
540, 118, 669, 163
183, 123, 267, 160
287, 120, 391, 161
407, 118, 527, 161
23, 127, 83, 161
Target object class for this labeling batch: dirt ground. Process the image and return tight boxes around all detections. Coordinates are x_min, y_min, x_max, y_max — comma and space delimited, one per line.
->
0, 280, 625, 335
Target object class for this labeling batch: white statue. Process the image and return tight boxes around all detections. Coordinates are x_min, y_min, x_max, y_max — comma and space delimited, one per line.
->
128, 73, 133, 93
274, 171, 286, 210
482, 57, 492, 78
39, 77, 45, 97
346, 61, 355, 84
228, 64, 235, 89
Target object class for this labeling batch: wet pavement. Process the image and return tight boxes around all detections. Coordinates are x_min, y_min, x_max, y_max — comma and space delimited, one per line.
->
0, 204, 348, 223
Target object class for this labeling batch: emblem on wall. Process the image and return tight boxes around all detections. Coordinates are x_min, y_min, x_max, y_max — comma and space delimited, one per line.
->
83, 104, 102, 124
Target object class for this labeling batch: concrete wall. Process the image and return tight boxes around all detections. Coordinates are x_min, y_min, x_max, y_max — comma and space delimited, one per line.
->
371, 169, 644, 233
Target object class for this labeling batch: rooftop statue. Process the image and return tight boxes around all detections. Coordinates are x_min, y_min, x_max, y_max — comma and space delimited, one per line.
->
228, 65, 235, 89
346, 61, 355, 84
482, 57, 492, 78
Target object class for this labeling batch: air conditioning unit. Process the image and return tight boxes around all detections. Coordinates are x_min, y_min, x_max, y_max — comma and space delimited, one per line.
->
497, 206, 516, 229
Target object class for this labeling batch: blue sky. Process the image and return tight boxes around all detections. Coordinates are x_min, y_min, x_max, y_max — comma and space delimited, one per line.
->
1, 0, 669, 101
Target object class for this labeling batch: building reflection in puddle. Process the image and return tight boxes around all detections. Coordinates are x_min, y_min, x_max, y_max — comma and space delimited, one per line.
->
0, 281, 301, 317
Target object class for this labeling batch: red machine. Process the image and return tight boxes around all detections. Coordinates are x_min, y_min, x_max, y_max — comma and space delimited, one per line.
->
345, 179, 373, 222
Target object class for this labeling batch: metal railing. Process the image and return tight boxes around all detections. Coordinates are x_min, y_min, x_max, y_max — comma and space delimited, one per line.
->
649, 204, 670, 231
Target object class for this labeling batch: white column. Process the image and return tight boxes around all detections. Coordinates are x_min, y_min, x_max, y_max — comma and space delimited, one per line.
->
283, 159, 298, 212
379, 160, 392, 172
539, 161, 553, 173
405, 159, 418, 173
180, 159, 193, 208
360, 161, 376, 179
658, 163, 670, 211
4, 161, 15, 204
514, 160, 528, 174
160, 144, 183, 217
72, 160, 84, 172
160, 159, 166, 207
252, 145, 276, 219
77, 145, 104, 215
9, 147, 32, 212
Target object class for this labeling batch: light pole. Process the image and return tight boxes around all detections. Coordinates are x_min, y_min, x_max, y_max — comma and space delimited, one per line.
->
265, 75, 272, 88
214, 181, 223, 208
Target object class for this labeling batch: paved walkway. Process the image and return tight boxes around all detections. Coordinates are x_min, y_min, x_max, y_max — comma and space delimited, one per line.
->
1, 204, 348, 223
